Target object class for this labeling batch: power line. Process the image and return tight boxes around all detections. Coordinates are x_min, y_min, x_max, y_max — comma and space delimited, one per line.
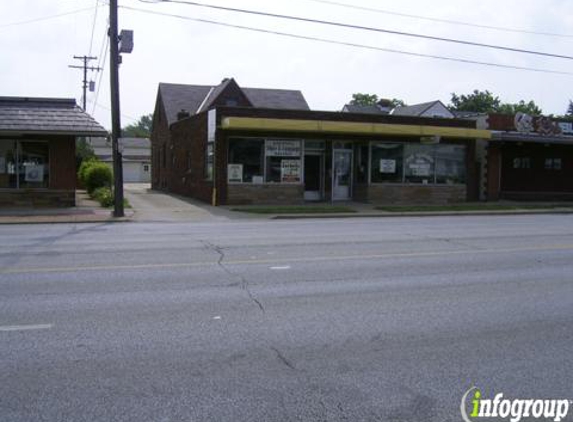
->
303, 0, 573, 39
0, 7, 98, 29
120, 6, 573, 76
92, 28, 110, 115
88, 0, 101, 55
143, 0, 573, 61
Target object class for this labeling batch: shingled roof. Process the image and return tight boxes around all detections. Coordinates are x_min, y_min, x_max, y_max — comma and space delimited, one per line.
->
0, 97, 108, 136
158, 81, 310, 125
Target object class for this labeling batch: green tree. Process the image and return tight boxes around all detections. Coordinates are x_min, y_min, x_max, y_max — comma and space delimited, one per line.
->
122, 113, 153, 138
450, 90, 542, 115
349, 94, 406, 108
567, 100, 573, 116
75, 137, 96, 170
497, 100, 542, 115
449, 90, 501, 112
349, 93, 379, 106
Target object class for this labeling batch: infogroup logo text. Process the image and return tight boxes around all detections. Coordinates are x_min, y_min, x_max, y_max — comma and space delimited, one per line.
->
461, 387, 572, 422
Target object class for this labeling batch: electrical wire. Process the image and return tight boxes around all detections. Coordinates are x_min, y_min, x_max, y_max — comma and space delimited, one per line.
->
88, 0, 101, 55
142, 0, 573, 61
120, 5, 573, 76
0, 6, 98, 30
92, 27, 110, 115
303, 0, 573, 39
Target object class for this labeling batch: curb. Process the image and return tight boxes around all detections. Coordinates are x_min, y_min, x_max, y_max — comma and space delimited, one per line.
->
272, 210, 573, 219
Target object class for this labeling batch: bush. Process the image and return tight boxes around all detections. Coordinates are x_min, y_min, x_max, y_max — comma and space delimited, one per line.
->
84, 162, 113, 194
92, 187, 114, 207
77, 157, 98, 188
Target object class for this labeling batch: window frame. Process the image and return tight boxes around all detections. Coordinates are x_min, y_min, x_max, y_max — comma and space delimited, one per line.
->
0, 139, 50, 190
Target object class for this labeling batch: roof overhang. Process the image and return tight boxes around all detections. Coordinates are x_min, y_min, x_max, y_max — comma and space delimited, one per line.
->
491, 131, 573, 145
0, 129, 108, 137
221, 117, 491, 139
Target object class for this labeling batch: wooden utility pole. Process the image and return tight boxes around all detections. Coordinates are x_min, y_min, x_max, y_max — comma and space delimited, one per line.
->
109, 0, 124, 217
68, 55, 101, 111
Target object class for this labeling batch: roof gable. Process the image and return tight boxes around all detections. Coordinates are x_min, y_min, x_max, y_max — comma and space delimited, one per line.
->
157, 81, 310, 126
392, 100, 454, 118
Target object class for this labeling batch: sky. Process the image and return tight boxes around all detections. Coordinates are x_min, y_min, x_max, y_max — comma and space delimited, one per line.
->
1, 0, 572, 130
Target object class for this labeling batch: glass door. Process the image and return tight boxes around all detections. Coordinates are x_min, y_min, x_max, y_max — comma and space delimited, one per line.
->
333, 150, 352, 200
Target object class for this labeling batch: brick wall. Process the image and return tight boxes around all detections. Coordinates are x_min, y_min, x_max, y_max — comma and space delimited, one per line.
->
0, 190, 75, 208
362, 184, 467, 205
226, 184, 304, 205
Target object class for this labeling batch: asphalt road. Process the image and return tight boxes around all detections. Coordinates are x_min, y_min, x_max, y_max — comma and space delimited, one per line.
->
1, 215, 572, 422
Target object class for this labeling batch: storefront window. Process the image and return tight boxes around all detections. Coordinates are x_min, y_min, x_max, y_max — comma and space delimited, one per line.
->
370, 141, 466, 185
371, 143, 404, 183
265, 140, 302, 183
0, 140, 49, 189
404, 144, 435, 184
228, 138, 264, 183
436, 145, 466, 184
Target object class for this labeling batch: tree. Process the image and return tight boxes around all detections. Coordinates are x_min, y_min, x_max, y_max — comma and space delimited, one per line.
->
349, 93, 379, 106
450, 90, 543, 115
122, 113, 153, 138
349, 94, 406, 108
567, 100, 573, 116
449, 90, 501, 113
75, 137, 96, 170
497, 100, 542, 116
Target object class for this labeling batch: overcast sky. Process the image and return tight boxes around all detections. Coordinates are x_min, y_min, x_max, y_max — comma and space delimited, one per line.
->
1, 0, 572, 129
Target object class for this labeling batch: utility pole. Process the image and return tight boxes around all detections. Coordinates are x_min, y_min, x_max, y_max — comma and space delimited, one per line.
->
109, 0, 124, 217
68, 56, 101, 111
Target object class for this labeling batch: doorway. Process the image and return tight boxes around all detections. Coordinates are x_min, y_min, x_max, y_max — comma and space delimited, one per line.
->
304, 154, 323, 201
333, 149, 352, 200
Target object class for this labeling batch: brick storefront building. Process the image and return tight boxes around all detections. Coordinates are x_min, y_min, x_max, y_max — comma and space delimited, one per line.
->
151, 79, 490, 206
0, 97, 107, 207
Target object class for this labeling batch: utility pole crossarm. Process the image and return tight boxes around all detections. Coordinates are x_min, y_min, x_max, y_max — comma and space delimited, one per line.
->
68, 55, 101, 111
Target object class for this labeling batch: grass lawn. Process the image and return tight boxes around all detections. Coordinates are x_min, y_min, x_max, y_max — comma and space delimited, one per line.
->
375, 204, 573, 212
231, 205, 357, 214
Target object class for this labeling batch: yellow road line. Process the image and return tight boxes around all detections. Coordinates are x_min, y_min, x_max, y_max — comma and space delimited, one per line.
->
1, 244, 573, 275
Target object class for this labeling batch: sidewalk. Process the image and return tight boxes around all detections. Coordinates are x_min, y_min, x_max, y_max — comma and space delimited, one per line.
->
0, 191, 133, 224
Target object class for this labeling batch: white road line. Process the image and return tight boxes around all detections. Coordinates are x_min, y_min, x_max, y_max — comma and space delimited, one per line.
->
270, 265, 291, 270
0, 324, 53, 332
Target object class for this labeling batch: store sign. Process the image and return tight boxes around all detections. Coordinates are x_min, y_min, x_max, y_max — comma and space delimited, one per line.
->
280, 159, 301, 183
227, 164, 243, 182
406, 154, 433, 177
265, 140, 301, 157
379, 159, 396, 173
25, 164, 44, 182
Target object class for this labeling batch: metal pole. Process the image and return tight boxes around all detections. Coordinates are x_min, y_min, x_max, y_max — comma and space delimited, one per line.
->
109, 0, 124, 217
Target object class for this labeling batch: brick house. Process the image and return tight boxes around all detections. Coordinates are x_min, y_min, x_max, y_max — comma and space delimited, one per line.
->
151, 79, 490, 205
0, 97, 107, 207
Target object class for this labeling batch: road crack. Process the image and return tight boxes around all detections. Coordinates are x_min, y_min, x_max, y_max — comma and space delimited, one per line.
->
270, 346, 296, 371
201, 240, 265, 313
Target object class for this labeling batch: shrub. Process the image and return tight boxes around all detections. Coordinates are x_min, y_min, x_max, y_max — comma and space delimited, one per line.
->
77, 157, 98, 188
84, 162, 113, 194
92, 187, 114, 207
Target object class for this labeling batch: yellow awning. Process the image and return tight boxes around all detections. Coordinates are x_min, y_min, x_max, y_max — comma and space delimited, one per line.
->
221, 117, 491, 139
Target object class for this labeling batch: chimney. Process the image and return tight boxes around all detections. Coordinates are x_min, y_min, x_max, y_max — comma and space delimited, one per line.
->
376, 99, 393, 114
177, 109, 190, 120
